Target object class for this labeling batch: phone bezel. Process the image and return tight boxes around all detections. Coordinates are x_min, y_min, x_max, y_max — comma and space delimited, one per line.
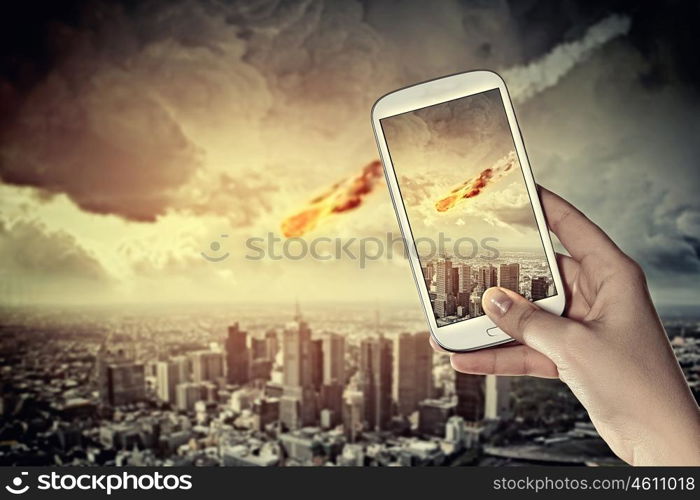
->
371, 70, 566, 352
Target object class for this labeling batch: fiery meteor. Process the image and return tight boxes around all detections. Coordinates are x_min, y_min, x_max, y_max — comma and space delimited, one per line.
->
281, 160, 383, 238
435, 151, 518, 212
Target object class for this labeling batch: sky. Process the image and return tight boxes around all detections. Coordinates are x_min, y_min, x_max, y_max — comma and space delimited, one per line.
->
381, 88, 544, 251
0, 0, 698, 307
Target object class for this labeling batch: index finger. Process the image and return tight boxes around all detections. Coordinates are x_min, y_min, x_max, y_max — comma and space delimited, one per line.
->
539, 186, 623, 263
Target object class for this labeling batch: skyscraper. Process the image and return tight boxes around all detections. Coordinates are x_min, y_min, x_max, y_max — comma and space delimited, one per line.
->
191, 351, 224, 383
342, 386, 364, 443
484, 375, 512, 420
310, 338, 323, 391
469, 288, 485, 317
458, 264, 472, 294
250, 336, 267, 360
359, 336, 393, 431
436, 258, 452, 295
434, 258, 453, 318
531, 276, 549, 301
455, 372, 485, 421
450, 265, 460, 296
226, 323, 249, 385
418, 398, 456, 436
175, 382, 205, 412
156, 360, 180, 403
499, 263, 520, 293
170, 355, 190, 384
282, 316, 312, 388
478, 265, 498, 290
421, 264, 432, 292
101, 363, 146, 407
322, 333, 345, 385
280, 308, 316, 430
392, 332, 433, 416
265, 329, 279, 360
319, 382, 344, 428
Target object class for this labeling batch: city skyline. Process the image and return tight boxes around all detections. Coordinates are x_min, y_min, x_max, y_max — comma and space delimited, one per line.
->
1, 0, 700, 471
422, 250, 555, 326
2, 301, 697, 467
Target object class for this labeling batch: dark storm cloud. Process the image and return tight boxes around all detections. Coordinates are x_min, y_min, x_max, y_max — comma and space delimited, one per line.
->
414, 89, 510, 155
0, 1, 205, 222
0, 218, 111, 282
1, 0, 699, 302
640, 203, 700, 276
0, 0, 399, 223
493, 204, 536, 229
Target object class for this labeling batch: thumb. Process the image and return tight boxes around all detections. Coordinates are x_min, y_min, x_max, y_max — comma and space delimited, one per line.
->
482, 287, 570, 357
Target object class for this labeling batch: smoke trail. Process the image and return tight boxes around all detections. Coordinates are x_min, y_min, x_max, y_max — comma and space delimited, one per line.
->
504, 14, 631, 104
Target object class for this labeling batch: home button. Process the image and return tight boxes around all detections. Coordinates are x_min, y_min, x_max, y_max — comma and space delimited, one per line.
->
486, 327, 505, 337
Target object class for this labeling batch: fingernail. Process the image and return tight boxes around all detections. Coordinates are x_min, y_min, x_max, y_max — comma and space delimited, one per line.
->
486, 288, 512, 316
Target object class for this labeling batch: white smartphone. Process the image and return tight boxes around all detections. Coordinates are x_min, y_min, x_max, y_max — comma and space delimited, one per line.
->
371, 70, 565, 352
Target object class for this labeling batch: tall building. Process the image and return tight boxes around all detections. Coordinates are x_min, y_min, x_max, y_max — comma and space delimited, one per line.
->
171, 356, 190, 384
191, 351, 224, 383
280, 308, 316, 430
531, 276, 549, 301
265, 329, 279, 360
450, 265, 460, 296
421, 264, 433, 282
322, 333, 345, 386
436, 258, 452, 295
280, 386, 316, 430
434, 298, 447, 318
282, 315, 312, 388
342, 386, 364, 443
249, 358, 273, 381
421, 264, 432, 292
478, 265, 498, 290
469, 289, 485, 317
455, 372, 485, 421
175, 382, 205, 412
418, 398, 456, 436
434, 258, 454, 318
310, 338, 323, 391
101, 363, 146, 407
499, 263, 520, 293
156, 361, 180, 403
458, 264, 472, 294
254, 397, 280, 431
226, 323, 249, 385
484, 375, 512, 420
392, 332, 433, 416
359, 336, 392, 431
319, 382, 344, 427
250, 336, 267, 360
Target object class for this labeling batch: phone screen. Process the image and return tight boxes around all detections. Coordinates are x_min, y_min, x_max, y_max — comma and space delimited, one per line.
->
380, 89, 557, 328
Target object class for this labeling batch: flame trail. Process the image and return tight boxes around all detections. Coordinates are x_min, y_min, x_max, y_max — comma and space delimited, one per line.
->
434, 151, 517, 212
281, 160, 383, 237
277, 17, 625, 235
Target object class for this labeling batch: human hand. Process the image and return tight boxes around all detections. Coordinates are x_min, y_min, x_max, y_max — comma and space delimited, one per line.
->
443, 186, 700, 465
